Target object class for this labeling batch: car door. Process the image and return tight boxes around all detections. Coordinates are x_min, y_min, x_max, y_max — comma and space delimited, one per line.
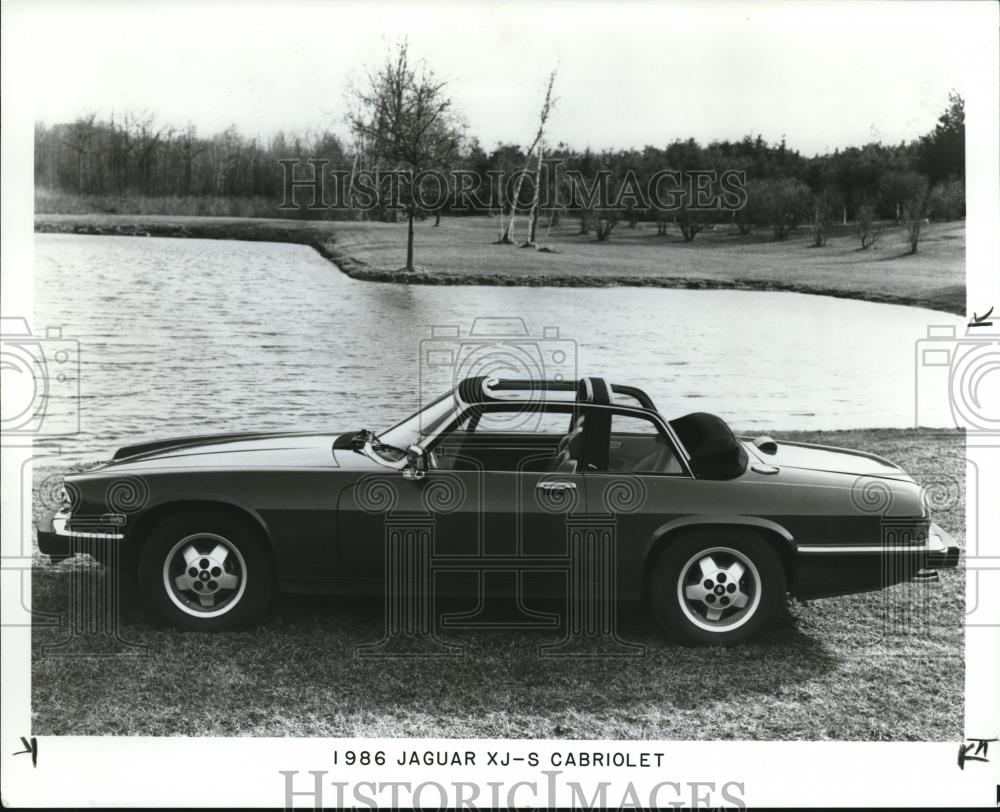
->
335, 404, 586, 604
583, 408, 695, 595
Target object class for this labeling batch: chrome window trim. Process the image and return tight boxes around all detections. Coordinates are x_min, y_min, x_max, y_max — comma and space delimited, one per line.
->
425, 400, 697, 479
604, 404, 694, 478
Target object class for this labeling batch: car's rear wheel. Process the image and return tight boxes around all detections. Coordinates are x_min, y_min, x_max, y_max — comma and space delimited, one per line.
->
137, 508, 273, 630
648, 528, 785, 645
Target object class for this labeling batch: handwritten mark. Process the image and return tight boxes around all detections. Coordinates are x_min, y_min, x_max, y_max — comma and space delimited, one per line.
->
969, 306, 994, 328
958, 737, 996, 770
13, 736, 37, 767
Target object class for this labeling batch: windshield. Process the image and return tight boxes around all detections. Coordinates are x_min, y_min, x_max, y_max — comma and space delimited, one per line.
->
377, 389, 459, 456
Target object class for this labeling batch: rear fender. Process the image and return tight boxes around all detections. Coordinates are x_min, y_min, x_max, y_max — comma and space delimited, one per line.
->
641, 515, 796, 597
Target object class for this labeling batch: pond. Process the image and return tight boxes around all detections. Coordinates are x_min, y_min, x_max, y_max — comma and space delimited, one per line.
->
32, 234, 962, 464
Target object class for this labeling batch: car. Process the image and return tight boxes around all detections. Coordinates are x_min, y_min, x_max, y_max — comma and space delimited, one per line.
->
37, 375, 959, 644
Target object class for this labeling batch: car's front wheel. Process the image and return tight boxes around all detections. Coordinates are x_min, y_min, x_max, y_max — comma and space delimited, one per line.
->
648, 528, 786, 645
137, 508, 274, 630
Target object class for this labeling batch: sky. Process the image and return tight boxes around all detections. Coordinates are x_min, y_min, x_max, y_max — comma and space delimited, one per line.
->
15, 0, 986, 157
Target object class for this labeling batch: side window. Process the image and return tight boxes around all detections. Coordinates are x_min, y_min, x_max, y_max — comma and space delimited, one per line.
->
608, 413, 682, 474
472, 409, 570, 435
432, 407, 573, 473
611, 392, 645, 409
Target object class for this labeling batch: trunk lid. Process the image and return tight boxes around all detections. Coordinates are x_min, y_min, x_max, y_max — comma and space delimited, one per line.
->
744, 437, 912, 482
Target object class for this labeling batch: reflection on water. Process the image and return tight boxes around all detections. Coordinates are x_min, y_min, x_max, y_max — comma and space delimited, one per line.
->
33, 234, 962, 463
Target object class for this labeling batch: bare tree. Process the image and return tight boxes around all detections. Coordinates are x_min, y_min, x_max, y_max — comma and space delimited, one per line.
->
856, 203, 882, 250
750, 177, 810, 241
927, 178, 965, 222
676, 204, 706, 242
523, 144, 546, 246
131, 112, 166, 195
348, 41, 463, 271
652, 206, 671, 236
570, 159, 624, 242
503, 69, 558, 246
673, 177, 709, 243
63, 112, 98, 192
733, 206, 754, 235
901, 178, 930, 254
593, 206, 620, 241
810, 187, 840, 247
177, 125, 205, 196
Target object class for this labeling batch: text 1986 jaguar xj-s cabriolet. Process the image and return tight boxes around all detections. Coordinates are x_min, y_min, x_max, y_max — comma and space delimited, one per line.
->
38, 376, 958, 644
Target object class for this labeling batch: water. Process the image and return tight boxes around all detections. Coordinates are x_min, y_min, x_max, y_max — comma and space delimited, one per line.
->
31, 234, 963, 464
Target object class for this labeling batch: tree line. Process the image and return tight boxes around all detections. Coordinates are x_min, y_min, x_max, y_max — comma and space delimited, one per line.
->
35, 52, 964, 262
34, 112, 348, 202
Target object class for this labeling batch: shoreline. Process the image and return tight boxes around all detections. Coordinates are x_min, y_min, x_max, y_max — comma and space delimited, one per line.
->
34, 213, 965, 314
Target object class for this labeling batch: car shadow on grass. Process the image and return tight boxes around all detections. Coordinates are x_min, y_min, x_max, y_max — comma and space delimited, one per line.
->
271, 592, 838, 709
30, 564, 848, 737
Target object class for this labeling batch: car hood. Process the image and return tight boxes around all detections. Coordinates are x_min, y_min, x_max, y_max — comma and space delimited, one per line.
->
91, 430, 387, 472
744, 438, 912, 482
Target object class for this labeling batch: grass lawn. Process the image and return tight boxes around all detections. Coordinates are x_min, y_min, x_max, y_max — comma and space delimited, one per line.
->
34, 213, 965, 314
30, 429, 965, 740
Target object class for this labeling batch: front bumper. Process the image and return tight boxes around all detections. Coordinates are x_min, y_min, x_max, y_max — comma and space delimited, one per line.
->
37, 509, 125, 562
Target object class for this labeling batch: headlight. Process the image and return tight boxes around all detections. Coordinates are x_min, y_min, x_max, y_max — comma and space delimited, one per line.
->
59, 484, 73, 512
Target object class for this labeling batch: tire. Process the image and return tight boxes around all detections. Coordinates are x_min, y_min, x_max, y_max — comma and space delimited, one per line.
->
137, 507, 274, 631
648, 528, 786, 645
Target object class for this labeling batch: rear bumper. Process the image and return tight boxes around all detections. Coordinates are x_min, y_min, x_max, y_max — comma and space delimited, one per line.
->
36, 509, 125, 562
925, 522, 960, 569
793, 522, 960, 599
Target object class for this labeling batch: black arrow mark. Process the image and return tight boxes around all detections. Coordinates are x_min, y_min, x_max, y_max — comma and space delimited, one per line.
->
12, 736, 37, 767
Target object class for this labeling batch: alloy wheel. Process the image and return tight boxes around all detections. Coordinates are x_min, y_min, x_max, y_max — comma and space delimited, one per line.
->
162, 532, 247, 619
676, 545, 762, 632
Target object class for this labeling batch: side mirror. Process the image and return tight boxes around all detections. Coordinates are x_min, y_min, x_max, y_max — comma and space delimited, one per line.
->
402, 445, 427, 480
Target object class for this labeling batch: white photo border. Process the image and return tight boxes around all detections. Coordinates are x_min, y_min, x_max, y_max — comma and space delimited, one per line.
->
2, 0, 998, 807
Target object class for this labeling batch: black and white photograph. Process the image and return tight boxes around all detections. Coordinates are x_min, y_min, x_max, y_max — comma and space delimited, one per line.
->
1, 0, 998, 807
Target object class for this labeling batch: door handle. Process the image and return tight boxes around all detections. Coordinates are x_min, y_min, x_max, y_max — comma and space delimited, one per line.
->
536, 481, 577, 491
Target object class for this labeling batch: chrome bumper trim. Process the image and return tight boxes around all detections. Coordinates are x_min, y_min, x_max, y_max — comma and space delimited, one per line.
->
798, 526, 949, 555
50, 511, 125, 541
